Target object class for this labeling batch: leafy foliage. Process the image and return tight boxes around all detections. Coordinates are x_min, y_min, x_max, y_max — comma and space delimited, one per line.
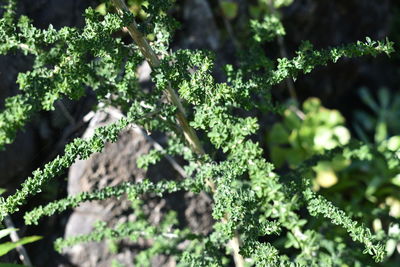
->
268, 98, 351, 167
0, 0, 399, 266
0, 228, 41, 257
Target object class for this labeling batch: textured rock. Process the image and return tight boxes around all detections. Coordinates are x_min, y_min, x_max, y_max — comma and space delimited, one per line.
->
62, 110, 213, 266
63, 112, 150, 267
182, 0, 220, 50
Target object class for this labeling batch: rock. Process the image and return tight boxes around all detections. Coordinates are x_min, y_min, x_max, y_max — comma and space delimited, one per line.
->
63, 111, 150, 267
62, 110, 213, 266
182, 0, 220, 50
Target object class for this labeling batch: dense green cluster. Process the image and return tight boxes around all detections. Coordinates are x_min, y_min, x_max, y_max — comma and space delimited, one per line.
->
0, 0, 399, 266
0, 101, 158, 221
24, 175, 204, 225
0, 1, 145, 148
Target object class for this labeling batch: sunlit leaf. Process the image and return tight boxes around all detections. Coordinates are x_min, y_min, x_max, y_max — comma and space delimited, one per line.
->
95, 3, 107, 15
220, 1, 238, 20
0, 236, 42, 256
0, 229, 17, 240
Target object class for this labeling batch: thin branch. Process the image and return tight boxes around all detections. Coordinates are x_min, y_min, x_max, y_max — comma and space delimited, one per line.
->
112, 0, 204, 156
268, 0, 298, 101
104, 106, 187, 178
56, 100, 76, 125
110, 1, 245, 266
217, 0, 241, 50
4, 215, 33, 267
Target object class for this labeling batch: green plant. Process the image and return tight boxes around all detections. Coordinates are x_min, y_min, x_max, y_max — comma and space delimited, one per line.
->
0, 228, 41, 258
0, 188, 41, 266
268, 98, 350, 166
0, 0, 399, 266
267, 98, 352, 189
354, 87, 400, 144
267, 95, 400, 265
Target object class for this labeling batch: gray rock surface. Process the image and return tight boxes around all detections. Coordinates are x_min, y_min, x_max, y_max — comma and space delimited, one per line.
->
182, 0, 220, 50
63, 112, 150, 267
62, 110, 213, 266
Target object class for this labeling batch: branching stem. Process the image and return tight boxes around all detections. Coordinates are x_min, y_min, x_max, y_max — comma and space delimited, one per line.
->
111, 1, 244, 266
112, 0, 204, 156
268, 0, 297, 101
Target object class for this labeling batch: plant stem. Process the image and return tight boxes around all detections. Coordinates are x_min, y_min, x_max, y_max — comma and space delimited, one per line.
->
112, 0, 204, 156
4, 215, 33, 266
268, 0, 298, 101
111, 1, 245, 266
103, 106, 187, 178
217, 0, 241, 50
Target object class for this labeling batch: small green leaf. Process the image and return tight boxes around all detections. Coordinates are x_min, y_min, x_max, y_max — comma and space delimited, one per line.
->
359, 87, 379, 113
0, 236, 42, 256
95, 3, 107, 15
270, 146, 288, 167
220, 1, 238, 20
377, 88, 390, 109
283, 109, 302, 130
0, 229, 17, 240
388, 136, 400, 151
302, 97, 321, 113
249, 5, 261, 19
273, 0, 294, 8
392, 174, 400, 187
374, 121, 387, 143
268, 123, 289, 144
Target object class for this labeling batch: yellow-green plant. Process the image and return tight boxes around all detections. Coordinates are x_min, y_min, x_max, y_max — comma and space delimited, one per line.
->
0, 228, 41, 258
